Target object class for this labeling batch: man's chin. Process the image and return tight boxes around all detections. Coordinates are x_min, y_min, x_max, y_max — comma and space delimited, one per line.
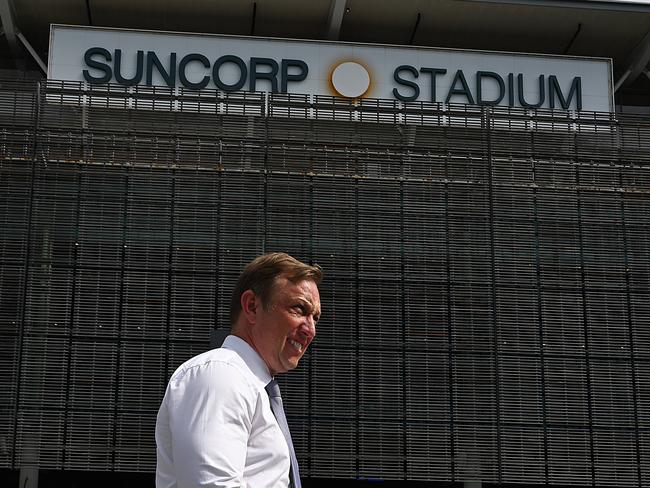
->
282, 357, 300, 372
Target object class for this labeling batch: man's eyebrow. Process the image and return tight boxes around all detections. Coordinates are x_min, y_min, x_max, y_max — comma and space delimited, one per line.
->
297, 297, 320, 314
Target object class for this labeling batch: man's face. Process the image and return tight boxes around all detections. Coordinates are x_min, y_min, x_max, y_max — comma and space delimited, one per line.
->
249, 276, 320, 376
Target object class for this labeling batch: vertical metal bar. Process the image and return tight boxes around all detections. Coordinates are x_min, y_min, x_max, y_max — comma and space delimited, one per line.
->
485, 106, 502, 484
354, 168, 360, 480
532, 157, 550, 485
110, 164, 130, 469
61, 162, 83, 468
163, 162, 176, 407
307, 149, 315, 477
399, 130, 407, 481
619, 165, 642, 488
575, 161, 596, 487
213, 151, 222, 336
11, 80, 40, 469
444, 150, 456, 482
262, 92, 269, 252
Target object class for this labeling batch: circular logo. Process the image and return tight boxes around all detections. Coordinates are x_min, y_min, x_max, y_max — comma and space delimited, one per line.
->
331, 62, 370, 98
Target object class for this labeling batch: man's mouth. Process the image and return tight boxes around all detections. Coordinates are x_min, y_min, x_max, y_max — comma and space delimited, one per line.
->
288, 339, 303, 352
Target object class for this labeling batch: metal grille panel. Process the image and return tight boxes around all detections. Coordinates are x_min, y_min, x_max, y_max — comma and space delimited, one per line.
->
0, 80, 649, 485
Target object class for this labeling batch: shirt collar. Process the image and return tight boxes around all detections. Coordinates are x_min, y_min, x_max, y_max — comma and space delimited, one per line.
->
222, 335, 273, 385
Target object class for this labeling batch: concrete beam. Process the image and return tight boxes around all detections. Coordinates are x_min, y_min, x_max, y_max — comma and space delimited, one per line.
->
0, 0, 46, 74
615, 30, 650, 91
0, 0, 19, 57
325, 0, 347, 40
460, 0, 650, 13
17, 31, 47, 75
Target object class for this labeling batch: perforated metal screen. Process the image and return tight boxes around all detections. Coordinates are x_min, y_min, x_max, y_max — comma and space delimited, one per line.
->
0, 79, 649, 485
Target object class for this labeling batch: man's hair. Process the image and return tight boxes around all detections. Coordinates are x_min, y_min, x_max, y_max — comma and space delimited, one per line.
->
230, 252, 323, 325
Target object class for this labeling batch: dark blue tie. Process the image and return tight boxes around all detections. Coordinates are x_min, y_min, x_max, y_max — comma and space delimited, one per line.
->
266, 379, 301, 488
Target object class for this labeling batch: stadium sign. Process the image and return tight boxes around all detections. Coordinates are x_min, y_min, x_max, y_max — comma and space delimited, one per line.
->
49, 25, 614, 112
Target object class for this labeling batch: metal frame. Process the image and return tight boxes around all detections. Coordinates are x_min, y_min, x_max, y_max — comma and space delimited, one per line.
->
0, 79, 649, 485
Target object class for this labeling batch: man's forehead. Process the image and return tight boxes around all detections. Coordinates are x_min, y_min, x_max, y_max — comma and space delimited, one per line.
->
273, 276, 320, 301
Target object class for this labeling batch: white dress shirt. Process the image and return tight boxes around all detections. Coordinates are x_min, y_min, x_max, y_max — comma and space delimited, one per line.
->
156, 335, 291, 488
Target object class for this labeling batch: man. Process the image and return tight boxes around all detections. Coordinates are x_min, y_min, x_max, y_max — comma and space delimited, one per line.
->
155, 252, 322, 488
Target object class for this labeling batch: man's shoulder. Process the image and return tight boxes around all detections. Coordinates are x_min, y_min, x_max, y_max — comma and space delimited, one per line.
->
170, 347, 244, 383
162, 347, 261, 421
180, 347, 239, 369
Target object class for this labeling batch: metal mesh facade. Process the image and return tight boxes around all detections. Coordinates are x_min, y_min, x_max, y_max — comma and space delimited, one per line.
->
1, 79, 649, 486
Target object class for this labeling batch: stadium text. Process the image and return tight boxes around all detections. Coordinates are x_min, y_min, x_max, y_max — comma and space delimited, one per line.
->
82, 47, 583, 110
392, 66, 582, 110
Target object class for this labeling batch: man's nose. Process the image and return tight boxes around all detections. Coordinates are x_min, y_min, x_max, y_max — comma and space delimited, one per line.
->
301, 317, 316, 338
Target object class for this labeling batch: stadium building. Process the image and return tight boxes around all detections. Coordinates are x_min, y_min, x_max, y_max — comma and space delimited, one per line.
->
1, 1, 650, 487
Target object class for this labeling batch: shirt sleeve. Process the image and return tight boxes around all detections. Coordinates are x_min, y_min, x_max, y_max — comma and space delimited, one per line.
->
166, 361, 257, 488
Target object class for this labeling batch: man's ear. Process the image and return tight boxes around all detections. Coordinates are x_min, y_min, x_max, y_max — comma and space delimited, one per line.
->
240, 289, 258, 324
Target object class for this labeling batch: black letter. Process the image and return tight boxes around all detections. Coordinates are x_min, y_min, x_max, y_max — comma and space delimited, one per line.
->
114, 49, 144, 86
250, 57, 279, 92
507, 73, 514, 106
281, 59, 308, 92
445, 70, 475, 104
146, 51, 176, 88
419, 67, 446, 102
178, 53, 210, 90
476, 71, 505, 106
517, 74, 545, 108
548, 75, 582, 111
83, 47, 112, 84
212, 55, 247, 91
392, 65, 419, 102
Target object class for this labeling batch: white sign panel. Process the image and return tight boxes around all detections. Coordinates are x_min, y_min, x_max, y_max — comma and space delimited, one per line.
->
49, 24, 614, 112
